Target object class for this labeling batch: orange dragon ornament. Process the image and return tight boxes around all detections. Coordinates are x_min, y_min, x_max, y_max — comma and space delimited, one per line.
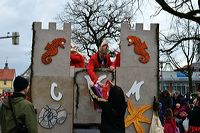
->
127, 36, 150, 64
41, 38, 66, 65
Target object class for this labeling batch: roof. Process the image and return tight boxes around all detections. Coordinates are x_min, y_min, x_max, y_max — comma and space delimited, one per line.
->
0, 68, 15, 80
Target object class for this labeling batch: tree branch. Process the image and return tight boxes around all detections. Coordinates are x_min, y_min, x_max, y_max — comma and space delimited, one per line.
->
160, 37, 200, 52
155, 0, 200, 24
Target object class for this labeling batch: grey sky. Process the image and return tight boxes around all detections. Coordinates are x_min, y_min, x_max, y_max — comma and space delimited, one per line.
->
0, 0, 171, 76
0, 0, 66, 75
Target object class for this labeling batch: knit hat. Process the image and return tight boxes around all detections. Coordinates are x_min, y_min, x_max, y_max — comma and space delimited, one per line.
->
70, 47, 76, 52
99, 40, 109, 54
13, 76, 29, 92
100, 40, 108, 47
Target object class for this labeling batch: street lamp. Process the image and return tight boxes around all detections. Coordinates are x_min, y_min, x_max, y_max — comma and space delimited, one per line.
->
0, 32, 20, 45
160, 61, 164, 91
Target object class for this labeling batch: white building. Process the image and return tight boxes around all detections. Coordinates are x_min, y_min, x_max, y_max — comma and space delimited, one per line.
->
160, 44, 200, 94
160, 71, 200, 94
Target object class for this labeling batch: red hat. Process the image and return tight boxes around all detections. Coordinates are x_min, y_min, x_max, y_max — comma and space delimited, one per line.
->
99, 40, 109, 54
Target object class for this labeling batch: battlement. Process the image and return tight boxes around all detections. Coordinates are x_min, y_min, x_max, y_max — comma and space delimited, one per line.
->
121, 22, 159, 32
32, 22, 71, 77
120, 22, 159, 68
33, 22, 69, 32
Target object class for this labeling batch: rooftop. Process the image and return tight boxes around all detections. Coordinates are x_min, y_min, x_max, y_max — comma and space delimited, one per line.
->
0, 62, 15, 80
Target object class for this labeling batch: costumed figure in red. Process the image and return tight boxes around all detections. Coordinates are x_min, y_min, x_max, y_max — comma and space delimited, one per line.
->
87, 40, 114, 85
70, 47, 85, 68
114, 51, 120, 67
87, 40, 115, 110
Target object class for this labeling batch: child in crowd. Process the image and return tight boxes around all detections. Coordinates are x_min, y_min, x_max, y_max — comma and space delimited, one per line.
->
173, 103, 185, 133
164, 108, 179, 133
173, 103, 181, 117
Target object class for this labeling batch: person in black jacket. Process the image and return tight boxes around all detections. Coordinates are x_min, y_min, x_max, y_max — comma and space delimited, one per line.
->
89, 85, 127, 133
188, 96, 200, 133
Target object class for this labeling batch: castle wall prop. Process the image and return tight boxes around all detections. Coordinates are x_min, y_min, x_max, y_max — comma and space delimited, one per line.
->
31, 22, 73, 133
31, 22, 159, 133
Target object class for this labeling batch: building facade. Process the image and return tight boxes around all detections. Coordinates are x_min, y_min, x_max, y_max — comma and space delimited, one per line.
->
0, 62, 15, 94
160, 71, 200, 95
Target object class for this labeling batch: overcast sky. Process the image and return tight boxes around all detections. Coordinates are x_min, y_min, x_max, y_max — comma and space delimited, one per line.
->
0, 0, 67, 75
0, 0, 171, 76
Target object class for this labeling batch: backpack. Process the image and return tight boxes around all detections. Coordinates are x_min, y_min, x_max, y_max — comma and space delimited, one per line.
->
8, 97, 28, 133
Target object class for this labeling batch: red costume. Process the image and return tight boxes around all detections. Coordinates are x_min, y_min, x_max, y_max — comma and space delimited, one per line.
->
70, 52, 85, 68
114, 52, 120, 67
87, 52, 113, 83
164, 119, 178, 133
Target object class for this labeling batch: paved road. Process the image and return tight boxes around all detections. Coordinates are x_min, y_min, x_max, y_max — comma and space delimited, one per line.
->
0, 127, 101, 133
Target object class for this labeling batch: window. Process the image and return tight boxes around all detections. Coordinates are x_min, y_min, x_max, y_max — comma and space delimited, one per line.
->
4, 80, 6, 85
173, 82, 186, 95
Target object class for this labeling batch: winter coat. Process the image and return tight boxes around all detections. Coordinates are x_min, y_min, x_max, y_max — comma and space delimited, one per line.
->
89, 86, 127, 133
160, 96, 173, 111
87, 52, 113, 83
114, 52, 120, 67
99, 101, 126, 133
0, 93, 38, 133
188, 106, 200, 132
70, 52, 85, 68
164, 119, 178, 133
172, 95, 184, 109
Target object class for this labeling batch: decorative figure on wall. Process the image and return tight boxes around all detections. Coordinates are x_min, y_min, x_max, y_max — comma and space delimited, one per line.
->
85, 74, 107, 98
125, 99, 152, 133
50, 82, 62, 101
126, 81, 144, 101
38, 104, 67, 129
41, 38, 66, 64
127, 36, 150, 64
85, 74, 111, 110
85, 75, 107, 90
74, 69, 114, 112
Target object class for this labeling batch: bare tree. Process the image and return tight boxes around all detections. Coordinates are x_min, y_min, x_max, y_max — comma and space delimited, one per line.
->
160, 19, 199, 92
155, 0, 200, 24
154, 0, 200, 51
57, 0, 134, 57
150, 0, 200, 92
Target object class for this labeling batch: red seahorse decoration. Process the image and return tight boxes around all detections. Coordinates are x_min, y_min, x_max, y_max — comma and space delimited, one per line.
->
127, 36, 150, 64
41, 38, 66, 65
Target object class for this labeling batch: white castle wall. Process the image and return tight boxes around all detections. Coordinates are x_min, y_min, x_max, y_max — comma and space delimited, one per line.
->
31, 22, 73, 133
31, 22, 159, 133
119, 22, 159, 133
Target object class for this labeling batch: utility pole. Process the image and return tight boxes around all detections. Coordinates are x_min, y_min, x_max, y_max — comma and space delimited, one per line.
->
160, 61, 164, 91
0, 32, 20, 45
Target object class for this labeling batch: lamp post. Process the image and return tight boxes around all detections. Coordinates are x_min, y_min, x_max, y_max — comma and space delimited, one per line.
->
0, 32, 20, 45
160, 61, 164, 91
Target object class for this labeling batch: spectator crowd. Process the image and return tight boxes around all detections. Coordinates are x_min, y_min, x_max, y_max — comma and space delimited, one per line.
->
156, 89, 200, 133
